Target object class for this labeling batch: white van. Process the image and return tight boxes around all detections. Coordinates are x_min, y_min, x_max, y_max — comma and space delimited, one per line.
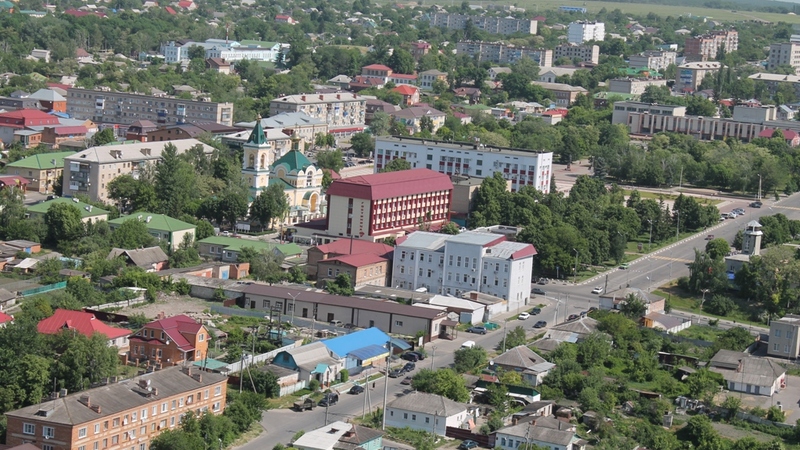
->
461, 340, 476, 349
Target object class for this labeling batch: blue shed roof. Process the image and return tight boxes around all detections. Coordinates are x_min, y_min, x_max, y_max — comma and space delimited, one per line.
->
348, 344, 389, 361
322, 327, 390, 358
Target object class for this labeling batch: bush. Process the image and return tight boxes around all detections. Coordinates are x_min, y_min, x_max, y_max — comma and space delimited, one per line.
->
340, 369, 349, 383
174, 278, 191, 295
749, 406, 767, 418
767, 405, 786, 422
308, 379, 320, 392
703, 295, 735, 316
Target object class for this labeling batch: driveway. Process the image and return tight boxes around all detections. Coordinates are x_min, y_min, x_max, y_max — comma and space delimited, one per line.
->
760, 375, 800, 424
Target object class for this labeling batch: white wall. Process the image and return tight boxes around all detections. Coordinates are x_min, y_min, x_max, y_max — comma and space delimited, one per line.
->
385, 408, 467, 436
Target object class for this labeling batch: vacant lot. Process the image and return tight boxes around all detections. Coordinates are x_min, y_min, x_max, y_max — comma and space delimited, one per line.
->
117, 293, 210, 320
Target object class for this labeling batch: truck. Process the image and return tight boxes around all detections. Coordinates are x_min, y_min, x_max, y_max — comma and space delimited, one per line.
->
293, 397, 316, 412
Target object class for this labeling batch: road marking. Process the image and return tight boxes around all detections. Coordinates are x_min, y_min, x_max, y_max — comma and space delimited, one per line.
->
774, 205, 800, 212
651, 255, 692, 263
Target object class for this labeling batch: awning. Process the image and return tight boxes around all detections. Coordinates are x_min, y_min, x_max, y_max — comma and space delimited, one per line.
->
311, 363, 329, 374
390, 338, 411, 350
441, 320, 459, 327
348, 344, 390, 366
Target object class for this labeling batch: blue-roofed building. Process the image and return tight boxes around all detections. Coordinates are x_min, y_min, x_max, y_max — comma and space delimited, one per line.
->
322, 327, 392, 371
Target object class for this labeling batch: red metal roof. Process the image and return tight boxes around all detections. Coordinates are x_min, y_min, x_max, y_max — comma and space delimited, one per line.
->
134, 314, 202, 351
326, 168, 453, 201
512, 245, 538, 259
165, 6, 177, 14
314, 238, 394, 257
324, 253, 389, 267
363, 64, 392, 71
0, 109, 59, 126
0, 175, 29, 186
0, 311, 12, 324
759, 128, 800, 140
393, 85, 419, 95
50, 125, 88, 135
37, 309, 131, 340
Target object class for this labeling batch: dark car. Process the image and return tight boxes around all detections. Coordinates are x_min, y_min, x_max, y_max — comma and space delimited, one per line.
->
344, 323, 357, 330
467, 326, 487, 335
531, 288, 546, 296
402, 362, 416, 373
751, 201, 763, 208
389, 369, 403, 378
459, 440, 479, 450
318, 393, 339, 407
580, 311, 588, 317
401, 352, 420, 362
588, 306, 598, 312
407, 351, 426, 360
401, 376, 413, 385
531, 307, 542, 315
349, 385, 364, 395
567, 314, 579, 321
533, 320, 548, 328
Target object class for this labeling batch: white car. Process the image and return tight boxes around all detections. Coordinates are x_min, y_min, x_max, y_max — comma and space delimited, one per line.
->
591, 286, 604, 294
518, 312, 530, 320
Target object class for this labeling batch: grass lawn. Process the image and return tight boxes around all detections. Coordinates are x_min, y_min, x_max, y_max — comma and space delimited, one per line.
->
676, 324, 728, 342
653, 286, 765, 327
623, 189, 722, 206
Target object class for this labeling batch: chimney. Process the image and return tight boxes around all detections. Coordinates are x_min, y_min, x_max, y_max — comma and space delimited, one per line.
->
319, 95, 324, 100
737, 359, 743, 373
193, 373, 203, 382
90, 405, 102, 413
336, 94, 341, 100
152, 387, 158, 396
185, 366, 193, 377
301, 95, 306, 101
79, 395, 91, 407
469, 292, 478, 300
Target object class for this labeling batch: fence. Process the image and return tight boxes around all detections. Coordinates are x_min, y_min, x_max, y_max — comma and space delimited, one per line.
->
95, 296, 147, 311
19, 281, 66, 297
279, 380, 308, 397
223, 340, 299, 373
445, 427, 494, 447
735, 411, 795, 429
210, 304, 268, 319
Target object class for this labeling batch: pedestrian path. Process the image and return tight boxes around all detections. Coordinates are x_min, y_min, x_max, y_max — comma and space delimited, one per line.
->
651, 255, 692, 263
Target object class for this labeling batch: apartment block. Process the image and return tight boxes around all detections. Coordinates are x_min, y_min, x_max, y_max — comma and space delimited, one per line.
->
456, 41, 552, 66
160, 39, 284, 64
430, 13, 537, 35
678, 61, 723, 90
554, 43, 600, 64
419, 69, 448, 91
5, 366, 227, 450
269, 93, 366, 136
567, 21, 605, 44
768, 42, 800, 75
531, 81, 588, 106
374, 136, 553, 193
684, 30, 738, 61
628, 50, 677, 72
62, 139, 214, 202
608, 77, 668, 95
392, 230, 536, 307
768, 315, 800, 358
66, 88, 234, 127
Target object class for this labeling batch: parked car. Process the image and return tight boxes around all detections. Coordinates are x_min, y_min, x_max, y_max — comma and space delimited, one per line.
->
734, 208, 745, 214
580, 311, 588, 317
467, 326, 487, 335
344, 323, 357, 330
402, 362, 416, 373
531, 307, 542, 315
407, 351, 425, 360
567, 314, 579, 321
537, 278, 549, 285
705, 235, 714, 240
401, 376, 413, 385
531, 288, 546, 296
389, 369, 403, 378
619, 263, 630, 269
329, 320, 343, 327
591, 286, 604, 294
533, 320, 548, 328
461, 340, 477, 349
401, 352, 420, 362
318, 393, 339, 407
588, 307, 598, 312
349, 385, 364, 395
459, 440, 479, 450
518, 312, 530, 320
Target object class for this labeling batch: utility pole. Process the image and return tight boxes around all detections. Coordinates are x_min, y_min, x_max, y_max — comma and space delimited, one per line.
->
382, 341, 392, 430
362, 371, 368, 419
501, 319, 508, 353
675, 209, 680, 240
238, 351, 245, 393
573, 248, 579, 284
758, 173, 762, 201
647, 219, 653, 252
287, 292, 300, 325
430, 345, 436, 370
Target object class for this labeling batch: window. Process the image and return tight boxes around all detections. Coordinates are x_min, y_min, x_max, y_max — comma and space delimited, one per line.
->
427, 154, 433, 160
425, 417, 430, 423
776, 329, 782, 338
395, 320, 404, 326
199, 334, 205, 342
132, 412, 137, 422
171, 400, 177, 410
142, 408, 147, 420
79, 427, 87, 438
161, 402, 168, 412
789, 331, 794, 339
23, 423, 34, 435
213, 402, 221, 412
773, 343, 779, 351
204, 389, 209, 399
412, 414, 417, 421
113, 418, 120, 428
403, 413, 408, 419
215, 386, 222, 396
786, 345, 790, 353
43, 446, 54, 450
43, 426, 55, 438
112, 436, 119, 445
94, 443, 99, 450
94, 424, 100, 434
457, 256, 461, 267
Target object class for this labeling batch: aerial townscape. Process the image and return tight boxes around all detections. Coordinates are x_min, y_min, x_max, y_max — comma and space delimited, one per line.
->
6, 0, 800, 450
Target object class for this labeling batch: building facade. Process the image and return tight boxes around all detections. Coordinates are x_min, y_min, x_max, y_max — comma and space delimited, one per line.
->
374, 136, 553, 193
269, 93, 366, 136
129, 315, 209, 365
269, 145, 325, 225
419, 69, 448, 91
430, 13, 537, 35
531, 81, 588, 106
392, 231, 536, 308
5, 366, 227, 450
768, 42, 800, 75
456, 41, 553, 66
684, 30, 738, 61
628, 50, 677, 72
567, 21, 605, 44
554, 44, 600, 64
7, 151, 73, 194
66, 88, 234, 127
608, 77, 668, 95
677, 62, 723, 89
108, 213, 196, 251
769, 315, 800, 358
385, 392, 469, 436
324, 168, 453, 242
62, 139, 214, 202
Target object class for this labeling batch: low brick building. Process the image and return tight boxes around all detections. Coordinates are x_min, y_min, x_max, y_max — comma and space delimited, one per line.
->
129, 314, 209, 365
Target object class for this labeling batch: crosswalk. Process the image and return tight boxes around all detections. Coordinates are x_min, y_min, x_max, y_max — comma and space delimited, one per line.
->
651, 255, 692, 263
774, 205, 800, 212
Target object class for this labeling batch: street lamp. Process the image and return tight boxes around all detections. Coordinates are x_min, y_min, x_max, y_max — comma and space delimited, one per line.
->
573, 248, 579, 284
647, 219, 653, 252
674, 209, 680, 240
700, 289, 710, 308
287, 292, 300, 325
758, 173, 762, 201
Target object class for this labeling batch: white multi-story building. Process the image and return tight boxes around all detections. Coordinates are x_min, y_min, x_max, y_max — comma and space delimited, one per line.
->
392, 231, 536, 309
456, 41, 552, 66
161, 39, 284, 64
768, 42, 800, 75
629, 50, 677, 72
374, 136, 553, 193
554, 43, 600, 64
430, 13, 537, 35
567, 21, 605, 44
269, 93, 366, 136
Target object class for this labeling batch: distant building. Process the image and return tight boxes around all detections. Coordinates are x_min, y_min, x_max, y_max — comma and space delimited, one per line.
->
108, 213, 196, 251
531, 81, 588, 106
269, 93, 365, 137
26, 197, 109, 223
684, 30, 738, 61
567, 21, 605, 44
629, 50, 677, 72
554, 43, 600, 64
456, 41, 552, 66
389, 106, 446, 134
677, 61, 724, 89
129, 314, 209, 364
430, 13, 537, 35
768, 314, 800, 358
385, 391, 470, 436
197, 236, 302, 262
768, 42, 800, 75
7, 151, 72, 194
418, 69, 448, 91
608, 77, 668, 95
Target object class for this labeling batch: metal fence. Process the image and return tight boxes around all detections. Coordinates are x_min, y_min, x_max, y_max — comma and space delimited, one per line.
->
19, 281, 67, 297
223, 340, 299, 373
210, 304, 267, 319
279, 380, 308, 397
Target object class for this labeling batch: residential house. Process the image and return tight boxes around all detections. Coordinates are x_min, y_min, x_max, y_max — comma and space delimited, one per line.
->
532, 317, 600, 353
7, 151, 72, 194
365, 99, 400, 124
4, 366, 227, 450
0, 311, 12, 327
642, 312, 691, 334
537, 67, 578, 83
599, 288, 665, 314
3, 239, 41, 253
419, 69, 447, 91
0, 176, 28, 194
327, 75, 352, 90
205, 57, 232, 74
234, 111, 328, 145
108, 213, 196, 251
37, 309, 131, 350
0, 109, 59, 146
385, 391, 470, 436
321, 327, 391, 371
758, 128, 800, 147
108, 247, 169, 271
306, 238, 393, 278
409, 41, 431, 60
393, 85, 420, 106
709, 349, 786, 396
492, 345, 555, 386
317, 253, 390, 288
274, 14, 298, 25
28, 89, 66, 113
125, 120, 159, 142
422, 295, 486, 325
768, 315, 800, 358
40, 125, 89, 148
531, 82, 588, 106
496, 420, 586, 450
29, 48, 50, 62
272, 341, 342, 387
293, 422, 383, 450
129, 314, 209, 364
197, 236, 302, 263
389, 106, 446, 133
456, 41, 552, 66
26, 197, 109, 223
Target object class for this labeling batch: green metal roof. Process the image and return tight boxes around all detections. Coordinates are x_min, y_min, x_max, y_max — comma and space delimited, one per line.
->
108, 212, 195, 232
268, 177, 296, 190
27, 197, 109, 218
7, 151, 74, 170
618, 67, 663, 77
246, 116, 267, 146
198, 236, 302, 256
239, 40, 279, 48
193, 358, 229, 371
272, 149, 313, 173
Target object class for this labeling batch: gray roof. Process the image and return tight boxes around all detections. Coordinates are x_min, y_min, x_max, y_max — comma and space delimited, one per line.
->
29, 88, 66, 102
281, 341, 338, 371
709, 350, 785, 387
5, 367, 227, 426
493, 345, 549, 371
644, 312, 687, 331
387, 391, 468, 417
259, 363, 298, 379
550, 317, 599, 336
446, 231, 502, 246
485, 241, 533, 259
235, 111, 327, 129
108, 247, 169, 268
66, 139, 213, 164
498, 422, 576, 445
395, 231, 448, 251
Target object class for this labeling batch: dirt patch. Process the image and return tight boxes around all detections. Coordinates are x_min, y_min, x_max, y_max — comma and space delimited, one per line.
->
711, 422, 775, 442
117, 293, 211, 321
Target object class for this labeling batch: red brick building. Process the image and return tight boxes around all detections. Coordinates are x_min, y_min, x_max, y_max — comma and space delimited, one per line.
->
129, 315, 209, 366
37, 309, 131, 350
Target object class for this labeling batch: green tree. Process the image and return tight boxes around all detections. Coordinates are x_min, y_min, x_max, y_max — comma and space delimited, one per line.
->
326, 273, 354, 296
705, 238, 730, 261
314, 133, 336, 150
453, 346, 487, 373
440, 222, 460, 235
150, 430, 205, 450
350, 133, 374, 157
619, 294, 647, 319
91, 128, 116, 146
576, 332, 612, 368
237, 247, 286, 284
380, 158, 412, 173
503, 326, 527, 349
411, 368, 470, 402
44, 202, 83, 245
250, 370, 280, 398
250, 184, 289, 229
154, 143, 196, 217
388, 48, 415, 74
704, 294, 735, 316
110, 218, 157, 249
315, 149, 345, 172
195, 220, 215, 240
169, 234, 201, 268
